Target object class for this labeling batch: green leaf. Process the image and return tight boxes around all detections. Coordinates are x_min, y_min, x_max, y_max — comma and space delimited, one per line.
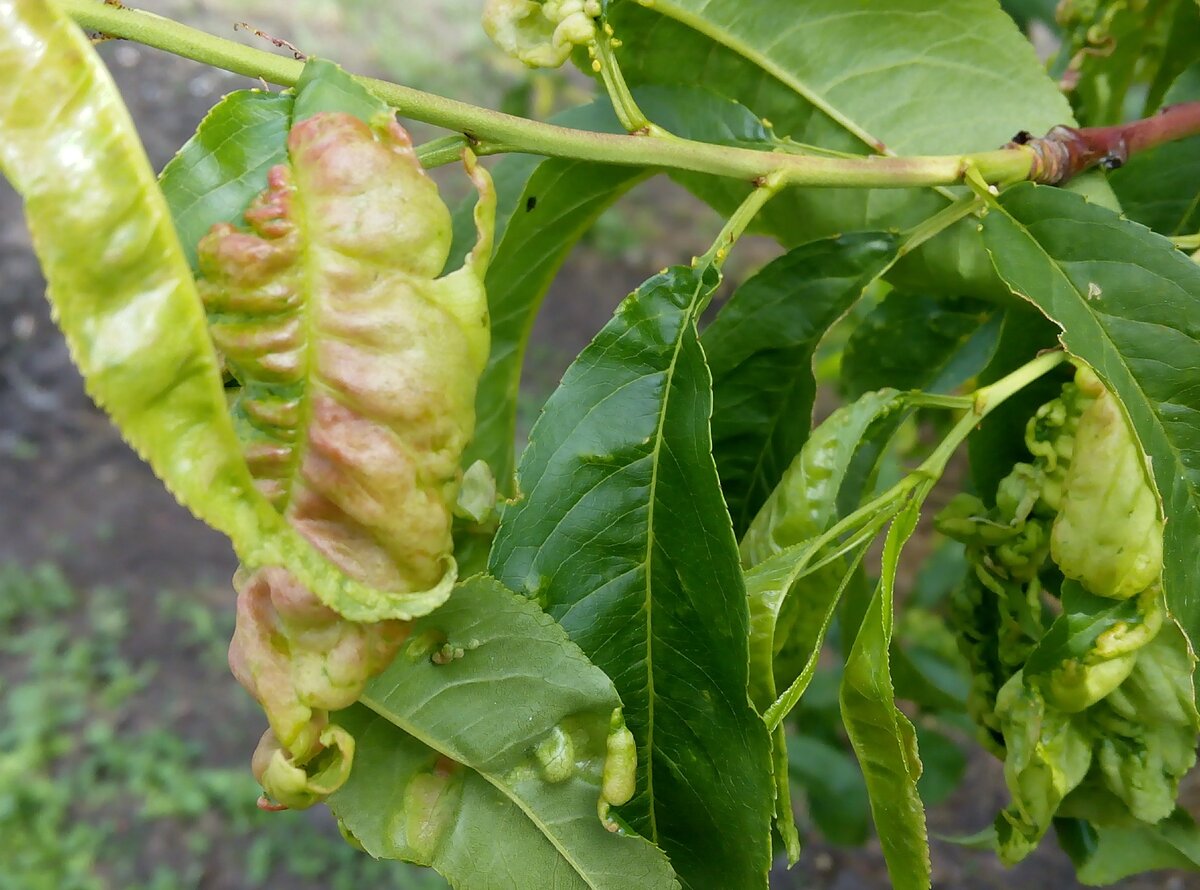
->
1142, 2, 1200, 114
0, 0, 443, 622
703, 233, 900, 536
1056, 810, 1200, 885
1108, 64, 1200, 237
158, 90, 292, 271
460, 147, 646, 494
290, 57, 389, 122
741, 390, 909, 731
742, 390, 907, 568
459, 86, 789, 496
159, 59, 389, 271
839, 498, 931, 890
842, 294, 1000, 398
330, 576, 678, 890
982, 184, 1200, 647
489, 265, 774, 889
769, 722, 801, 865
608, 0, 1076, 248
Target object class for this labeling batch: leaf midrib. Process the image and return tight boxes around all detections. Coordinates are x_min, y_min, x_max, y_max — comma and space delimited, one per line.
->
640, 278, 705, 843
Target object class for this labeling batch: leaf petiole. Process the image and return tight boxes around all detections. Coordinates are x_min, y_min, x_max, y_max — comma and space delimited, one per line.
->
696, 174, 784, 271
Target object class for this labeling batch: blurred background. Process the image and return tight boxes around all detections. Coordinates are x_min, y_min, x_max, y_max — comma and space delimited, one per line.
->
0, 1, 1193, 888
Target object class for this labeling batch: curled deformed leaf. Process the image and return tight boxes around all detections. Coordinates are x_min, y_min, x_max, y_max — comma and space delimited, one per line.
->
199, 105, 497, 803
483, 0, 600, 68
0, 6, 461, 627
1051, 368, 1163, 601
229, 565, 409, 807
199, 111, 494, 595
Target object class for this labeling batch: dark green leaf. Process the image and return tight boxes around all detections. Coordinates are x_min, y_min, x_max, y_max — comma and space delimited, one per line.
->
1143, 3, 1200, 114
840, 499, 931, 890
158, 91, 291, 270
489, 266, 773, 888
460, 149, 645, 494
1109, 64, 1200, 237
159, 59, 387, 270
1001, 0, 1060, 30
330, 576, 678, 890
842, 294, 1000, 398
704, 234, 900, 535
983, 183, 1200, 647
458, 86, 788, 496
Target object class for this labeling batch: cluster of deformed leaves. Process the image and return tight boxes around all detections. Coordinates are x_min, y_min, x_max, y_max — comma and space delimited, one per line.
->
9, 0, 1200, 888
938, 365, 1199, 863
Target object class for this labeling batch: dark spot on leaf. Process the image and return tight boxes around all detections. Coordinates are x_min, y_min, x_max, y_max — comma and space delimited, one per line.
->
526, 196, 537, 212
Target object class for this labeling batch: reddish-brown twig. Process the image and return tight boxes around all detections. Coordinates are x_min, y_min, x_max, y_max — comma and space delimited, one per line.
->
1007, 101, 1200, 185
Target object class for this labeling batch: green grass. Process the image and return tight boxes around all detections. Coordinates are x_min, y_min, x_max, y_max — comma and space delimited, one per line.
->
0, 562, 445, 890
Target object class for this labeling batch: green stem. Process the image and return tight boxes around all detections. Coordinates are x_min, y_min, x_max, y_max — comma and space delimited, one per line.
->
897, 194, 984, 257
60, 0, 1038, 187
696, 175, 782, 270
788, 350, 1069, 586
1171, 233, 1200, 251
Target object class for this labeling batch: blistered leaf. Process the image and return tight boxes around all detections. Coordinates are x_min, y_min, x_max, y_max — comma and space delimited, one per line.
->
983, 185, 1200, 645
742, 390, 905, 567
490, 265, 774, 888
1056, 810, 1200, 885
0, 0, 448, 626
330, 576, 679, 890
159, 59, 391, 273
1050, 369, 1163, 600
199, 112, 493, 595
482, 0, 600, 68
993, 671, 1094, 864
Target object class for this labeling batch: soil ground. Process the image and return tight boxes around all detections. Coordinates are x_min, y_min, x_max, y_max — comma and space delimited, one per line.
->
1, 5, 1197, 889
